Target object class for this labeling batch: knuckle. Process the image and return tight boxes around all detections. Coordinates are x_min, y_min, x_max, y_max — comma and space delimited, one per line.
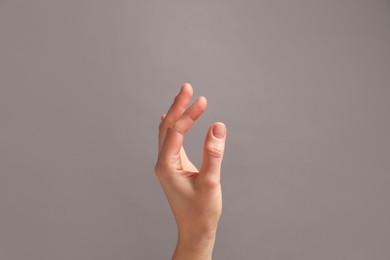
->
203, 177, 220, 188
154, 160, 170, 178
205, 145, 224, 159
159, 118, 175, 133
168, 124, 179, 135
159, 120, 166, 132
154, 162, 161, 176
170, 124, 178, 132
154, 161, 164, 175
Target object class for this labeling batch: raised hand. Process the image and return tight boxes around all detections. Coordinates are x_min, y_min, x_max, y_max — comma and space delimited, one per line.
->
154, 83, 227, 260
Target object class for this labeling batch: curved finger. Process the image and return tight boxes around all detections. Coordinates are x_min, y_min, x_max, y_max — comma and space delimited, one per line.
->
163, 83, 193, 126
159, 96, 207, 163
158, 126, 184, 170
159, 83, 193, 151
173, 96, 207, 135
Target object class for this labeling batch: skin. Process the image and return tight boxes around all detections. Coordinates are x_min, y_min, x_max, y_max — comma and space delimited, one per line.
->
154, 83, 227, 260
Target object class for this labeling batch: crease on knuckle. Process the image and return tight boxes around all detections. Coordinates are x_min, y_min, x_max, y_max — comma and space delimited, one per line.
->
170, 123, 180, 134
205, 145, 223, 159
160, 118, 175, 133
184, 113, 195, 125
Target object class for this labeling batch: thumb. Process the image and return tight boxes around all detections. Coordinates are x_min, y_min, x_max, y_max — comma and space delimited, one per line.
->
199, 122, 227, 184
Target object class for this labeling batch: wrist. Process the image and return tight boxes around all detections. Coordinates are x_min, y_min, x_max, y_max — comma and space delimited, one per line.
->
172, 227, 217, 260
178, 226, 217, 242
173, 235, 216, 260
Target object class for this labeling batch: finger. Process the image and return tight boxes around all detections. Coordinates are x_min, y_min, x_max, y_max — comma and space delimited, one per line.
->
164, 83, 193, 125
159, 83, 193, 151
158, 114, 166, 152
173, 96, 207, 135
159, 126, 184, 170
199, 122, 226, 185
163, 112, 195, 170
159, 96, 207, 162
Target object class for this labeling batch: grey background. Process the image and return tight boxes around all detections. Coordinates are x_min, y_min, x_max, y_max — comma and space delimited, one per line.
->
1, 0, 389, 259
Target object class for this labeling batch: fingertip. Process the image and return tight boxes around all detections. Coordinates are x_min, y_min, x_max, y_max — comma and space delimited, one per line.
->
197, 96, 208, 109
214, 121, 226, 128
212, 122, 226, 139
181, 82, 193, 96
214, 122, 226, 131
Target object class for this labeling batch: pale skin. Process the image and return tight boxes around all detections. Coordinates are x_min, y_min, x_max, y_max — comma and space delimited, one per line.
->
154, 83, 227, 260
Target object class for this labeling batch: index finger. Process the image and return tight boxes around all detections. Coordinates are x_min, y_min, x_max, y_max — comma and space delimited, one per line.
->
159, 83, 193, 151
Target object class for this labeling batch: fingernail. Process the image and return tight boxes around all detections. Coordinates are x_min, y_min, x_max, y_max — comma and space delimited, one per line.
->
212, 123, 226, 139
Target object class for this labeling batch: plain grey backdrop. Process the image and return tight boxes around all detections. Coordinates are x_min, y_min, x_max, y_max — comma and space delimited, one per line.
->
1, 0, 389, 259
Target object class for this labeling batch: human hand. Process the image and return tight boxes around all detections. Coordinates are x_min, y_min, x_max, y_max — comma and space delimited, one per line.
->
154, 83, 227, 260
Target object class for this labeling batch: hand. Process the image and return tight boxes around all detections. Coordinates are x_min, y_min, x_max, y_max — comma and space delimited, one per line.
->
154, 83, 227, 260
